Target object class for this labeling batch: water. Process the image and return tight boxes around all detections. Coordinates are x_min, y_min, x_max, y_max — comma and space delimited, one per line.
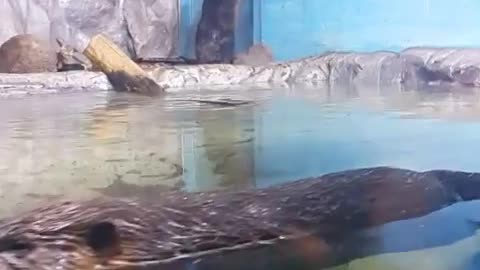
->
2, 85, 480, 269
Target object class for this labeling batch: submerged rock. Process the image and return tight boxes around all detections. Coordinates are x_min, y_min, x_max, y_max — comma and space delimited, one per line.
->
0, 34, 56, 73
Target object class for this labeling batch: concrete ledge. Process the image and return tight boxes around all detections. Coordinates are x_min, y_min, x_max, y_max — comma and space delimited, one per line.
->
2, 47, 480, 98
0, 71, 111, 97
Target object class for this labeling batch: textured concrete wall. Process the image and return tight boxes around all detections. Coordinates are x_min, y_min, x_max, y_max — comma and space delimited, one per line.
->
257, 0, 480, 60
0, 0, 179, 59
0, 0, 254, 61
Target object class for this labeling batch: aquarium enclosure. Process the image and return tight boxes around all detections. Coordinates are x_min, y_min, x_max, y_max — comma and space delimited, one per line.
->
0, 1, 480, 270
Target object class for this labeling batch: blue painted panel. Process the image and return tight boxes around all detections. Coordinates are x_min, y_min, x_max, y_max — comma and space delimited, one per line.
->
258, 0, 480, 60
179, 0, 203, 59
235, 0, 254, 54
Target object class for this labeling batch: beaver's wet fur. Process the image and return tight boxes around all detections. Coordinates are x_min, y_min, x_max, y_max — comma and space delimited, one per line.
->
0, 166, 477, 270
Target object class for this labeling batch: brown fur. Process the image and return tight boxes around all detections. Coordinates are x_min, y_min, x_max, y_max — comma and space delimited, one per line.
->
0, 167, 477, 269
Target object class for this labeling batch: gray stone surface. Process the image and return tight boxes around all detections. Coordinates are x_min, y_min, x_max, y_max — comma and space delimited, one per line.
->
0, 71, 110, 98
0, 0, 179, 59
2, 47, 480, 96
123, 0, 179, 59
402, 47, 480, 87
152, 47, 480, 90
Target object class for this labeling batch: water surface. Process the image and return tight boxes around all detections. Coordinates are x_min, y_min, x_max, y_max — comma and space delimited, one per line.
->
1, 85, 480, 269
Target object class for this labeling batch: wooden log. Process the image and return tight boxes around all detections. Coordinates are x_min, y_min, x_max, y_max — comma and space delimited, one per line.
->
82, 34, 164, 96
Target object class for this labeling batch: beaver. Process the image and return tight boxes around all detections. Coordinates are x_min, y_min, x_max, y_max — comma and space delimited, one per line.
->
0, 34, 57, 73
0, 166, 477, 270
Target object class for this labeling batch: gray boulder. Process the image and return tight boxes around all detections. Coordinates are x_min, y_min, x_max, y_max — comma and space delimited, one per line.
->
0, 34, 56, 73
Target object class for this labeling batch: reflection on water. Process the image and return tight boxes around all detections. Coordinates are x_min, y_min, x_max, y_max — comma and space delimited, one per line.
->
187, 106, 255, 191
2, 85, 480, 268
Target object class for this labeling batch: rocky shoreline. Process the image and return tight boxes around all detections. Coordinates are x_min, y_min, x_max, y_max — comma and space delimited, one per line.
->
1, 47, 480, 98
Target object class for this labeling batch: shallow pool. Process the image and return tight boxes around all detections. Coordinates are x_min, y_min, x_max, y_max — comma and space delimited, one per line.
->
1, 85, 480, 269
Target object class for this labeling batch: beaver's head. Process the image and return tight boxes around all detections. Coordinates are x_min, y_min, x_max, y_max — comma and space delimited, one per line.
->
0, 199, 165, 270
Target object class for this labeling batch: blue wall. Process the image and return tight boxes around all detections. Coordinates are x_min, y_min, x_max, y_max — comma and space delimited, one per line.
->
256, 0, 480, 61
179, 0, 203, 58
180, 0, 480, 61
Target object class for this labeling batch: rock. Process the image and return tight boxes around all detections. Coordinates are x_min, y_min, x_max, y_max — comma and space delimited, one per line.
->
0, 71, 111, 97
4, 46, 480, 94
0, 0, 179, 60
147, 48, 476, 90
0, 34, 56, 73
55, 38, 92, 72
403, 47, 480, 87
123, 0, 178, 59
378, 54, 425, 89
233, 44, 274, 65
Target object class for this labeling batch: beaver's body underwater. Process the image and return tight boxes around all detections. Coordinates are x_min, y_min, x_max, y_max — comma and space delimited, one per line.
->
0, 166, 477, 270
